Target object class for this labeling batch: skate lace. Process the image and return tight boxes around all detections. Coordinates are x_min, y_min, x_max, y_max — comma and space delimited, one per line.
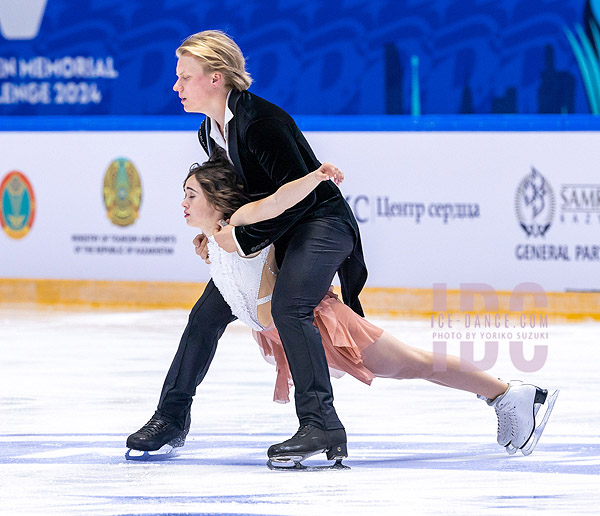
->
496, 404, 518, 441
292, 425, 313, 439
138, 418, 171, 437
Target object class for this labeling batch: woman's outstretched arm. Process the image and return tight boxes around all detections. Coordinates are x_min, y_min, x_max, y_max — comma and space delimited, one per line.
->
229, 163, 343, 226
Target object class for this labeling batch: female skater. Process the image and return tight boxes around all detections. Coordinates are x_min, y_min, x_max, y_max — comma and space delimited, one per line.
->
182, 150, 558, 465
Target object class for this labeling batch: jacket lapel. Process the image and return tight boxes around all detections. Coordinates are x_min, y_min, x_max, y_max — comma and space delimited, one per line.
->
205, 118, 213, 156
226, 90, 248, 189
198, 118, 211, 157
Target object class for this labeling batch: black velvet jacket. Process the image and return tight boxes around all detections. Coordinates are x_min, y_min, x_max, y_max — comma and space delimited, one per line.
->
198, 89, 368, 316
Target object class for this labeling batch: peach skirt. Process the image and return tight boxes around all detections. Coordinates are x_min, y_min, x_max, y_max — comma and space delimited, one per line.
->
252, 290, 384, 403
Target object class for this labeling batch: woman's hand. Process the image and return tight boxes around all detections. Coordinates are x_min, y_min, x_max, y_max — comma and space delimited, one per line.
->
315, 162, 344, 185
193, 233, 211, 264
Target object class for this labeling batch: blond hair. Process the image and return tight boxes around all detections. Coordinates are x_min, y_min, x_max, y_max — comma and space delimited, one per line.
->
176, 30, 253, 91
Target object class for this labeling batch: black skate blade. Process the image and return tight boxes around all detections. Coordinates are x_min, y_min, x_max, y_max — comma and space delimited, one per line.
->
521, 389, 559, 456
267, 459, 350, 471
125, 444, 174, 461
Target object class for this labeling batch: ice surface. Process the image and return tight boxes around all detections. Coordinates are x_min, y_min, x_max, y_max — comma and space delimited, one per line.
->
0, 308, 598, 515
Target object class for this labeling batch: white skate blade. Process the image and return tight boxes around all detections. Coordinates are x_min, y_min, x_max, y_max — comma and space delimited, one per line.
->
505, 444, 518, 455
268, 455, 305, 465
267, 459, 350, 471
520, 389, 559, 456
125, 444, 174, 461
267, 447, 325, 465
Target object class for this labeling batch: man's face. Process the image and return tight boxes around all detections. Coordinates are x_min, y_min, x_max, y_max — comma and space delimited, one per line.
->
173, 55, 216, 114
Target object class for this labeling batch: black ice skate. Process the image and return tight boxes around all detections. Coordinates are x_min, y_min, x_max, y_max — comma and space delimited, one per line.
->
266, 425, 350, 471
482, 381, 559, 456
125, 415, 190, 461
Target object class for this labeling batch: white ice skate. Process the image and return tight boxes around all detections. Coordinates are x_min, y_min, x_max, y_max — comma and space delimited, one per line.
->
482, 381, 559, 456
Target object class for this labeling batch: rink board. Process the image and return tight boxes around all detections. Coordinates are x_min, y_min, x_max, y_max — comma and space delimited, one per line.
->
2, 279, 600, 321
1, 121, 599, 313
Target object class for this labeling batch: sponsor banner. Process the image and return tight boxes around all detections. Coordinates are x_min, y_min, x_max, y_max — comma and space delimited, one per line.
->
0, 130, 598, 291
311, 131, 599, 291
0, 130, 212, 283
0, 0, 593, 115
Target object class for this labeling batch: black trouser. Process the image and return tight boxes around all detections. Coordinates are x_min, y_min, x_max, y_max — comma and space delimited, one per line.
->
155, 216, 355, 432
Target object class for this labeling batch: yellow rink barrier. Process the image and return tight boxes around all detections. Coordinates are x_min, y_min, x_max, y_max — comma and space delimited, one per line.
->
1, 278, 599, 321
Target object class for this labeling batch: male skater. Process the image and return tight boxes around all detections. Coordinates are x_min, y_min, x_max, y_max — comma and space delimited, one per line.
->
126, 30, 367, 466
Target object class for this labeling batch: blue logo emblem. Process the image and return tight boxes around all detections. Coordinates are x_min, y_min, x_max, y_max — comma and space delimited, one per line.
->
515, 167, 555, 237
0, 171, 36, 239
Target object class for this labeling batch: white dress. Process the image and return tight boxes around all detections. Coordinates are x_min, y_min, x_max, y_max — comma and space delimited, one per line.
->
206, 235, 383, 403
206, 236, 271, 331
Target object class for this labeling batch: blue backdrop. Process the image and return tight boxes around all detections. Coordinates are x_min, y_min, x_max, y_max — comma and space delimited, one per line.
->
1, 0, 599, 116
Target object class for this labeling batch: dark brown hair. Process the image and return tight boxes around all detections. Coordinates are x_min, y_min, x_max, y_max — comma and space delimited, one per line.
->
185, 147, 248, 218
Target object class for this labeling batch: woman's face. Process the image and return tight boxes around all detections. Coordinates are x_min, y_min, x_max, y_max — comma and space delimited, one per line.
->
173, 55, 216, 113
182, 175, 219, 228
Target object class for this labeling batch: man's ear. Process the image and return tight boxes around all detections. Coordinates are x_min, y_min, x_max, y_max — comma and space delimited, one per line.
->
212, 71, 223, 86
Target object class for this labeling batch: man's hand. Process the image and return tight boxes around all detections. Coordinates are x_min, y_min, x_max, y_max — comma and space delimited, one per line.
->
213, 224, 238, 253
193, 233, 211, 264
